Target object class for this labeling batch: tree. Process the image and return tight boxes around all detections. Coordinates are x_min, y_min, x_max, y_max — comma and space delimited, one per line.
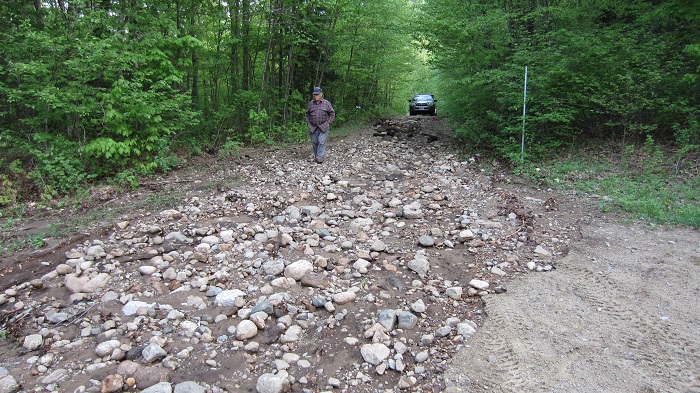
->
418, 0, 700, 161
0, 0, 422, 200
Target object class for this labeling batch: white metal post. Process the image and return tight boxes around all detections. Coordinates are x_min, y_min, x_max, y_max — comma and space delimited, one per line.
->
521, 66, 528, 165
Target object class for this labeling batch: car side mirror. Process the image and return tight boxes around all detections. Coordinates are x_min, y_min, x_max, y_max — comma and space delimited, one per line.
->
434, 100, 438, 102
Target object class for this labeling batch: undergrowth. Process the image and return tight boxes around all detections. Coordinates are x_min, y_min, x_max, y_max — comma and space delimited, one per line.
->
519, 142, 700, 228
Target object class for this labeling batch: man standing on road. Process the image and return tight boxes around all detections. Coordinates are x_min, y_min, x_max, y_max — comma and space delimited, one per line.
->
305, 86, 335, 164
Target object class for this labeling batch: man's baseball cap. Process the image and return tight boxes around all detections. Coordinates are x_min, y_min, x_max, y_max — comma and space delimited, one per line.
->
312, 87, 323, 94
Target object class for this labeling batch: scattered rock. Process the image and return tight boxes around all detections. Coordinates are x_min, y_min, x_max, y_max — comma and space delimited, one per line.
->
0, 118, 576, 393
236, 320, 259, 340
0, 372, 20, 393
23, 334, 43, 351
361, 343, 391, 365
468, 279, 489, 290
332, 291, 356, 305
407, 254, 430, 277
418, 235, 435, 247
256, 372, 290, 393
284, 260, 313, 280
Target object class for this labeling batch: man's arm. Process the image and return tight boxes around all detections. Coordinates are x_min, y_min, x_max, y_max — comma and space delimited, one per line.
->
326, 101, 336, 125
305, 102, 312, 124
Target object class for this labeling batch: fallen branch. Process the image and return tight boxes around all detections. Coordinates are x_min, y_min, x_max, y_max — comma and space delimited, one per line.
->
59, 303, 97, 326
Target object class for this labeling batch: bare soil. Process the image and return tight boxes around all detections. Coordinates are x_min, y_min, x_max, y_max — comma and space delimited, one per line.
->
444, 217, 700, 393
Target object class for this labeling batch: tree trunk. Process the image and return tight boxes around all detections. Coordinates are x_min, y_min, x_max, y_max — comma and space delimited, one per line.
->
242, 0, 251, 90
33, 0, 44, 27
340, 23, 360, 108
258, 9, 274, 113
190, 0, 199, 106
230, 0, 241, 94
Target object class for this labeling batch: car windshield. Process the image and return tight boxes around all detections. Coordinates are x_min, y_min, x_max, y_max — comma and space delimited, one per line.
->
413, 95, 433, 101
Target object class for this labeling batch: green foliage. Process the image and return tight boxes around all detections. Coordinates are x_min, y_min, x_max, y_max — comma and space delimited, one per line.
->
153, 151, 183, 173
0, 0, 421, 203
283, 120, 310, 144
141, 189, 185, 212
247, 109, 272, 145
6, 0, 684, 209
0, 4, 200, 200
113, 169, 140, 190
326, 0, 415, 112
671, 111, 700, 170
29, 134, 94, 194
522, 145, 700, 228
0, 159, 25, 206
641, 135, 665, 175
1, 204, 26, 230
206, 90, 261, 150
419, 0, 700, 163
218, 139, 243, 158
0, 231, 45, 255
0, 174, 15, 206
281, 90, 310, 143
84, 73, 198, 173
28, 235, 45, 249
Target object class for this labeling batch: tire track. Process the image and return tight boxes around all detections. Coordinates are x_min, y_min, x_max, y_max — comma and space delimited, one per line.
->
445, 222, 700, 393
560, 257, 700, 392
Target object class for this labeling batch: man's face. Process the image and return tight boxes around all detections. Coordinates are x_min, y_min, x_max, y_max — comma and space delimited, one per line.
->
314, 93, 323, 102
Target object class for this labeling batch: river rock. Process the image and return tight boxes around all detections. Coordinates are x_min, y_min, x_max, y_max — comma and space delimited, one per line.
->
134, 367, 171, 389
468, 279, 489, 290
332, 291, 356, 305
256, 372, 290, 393
141, 382, 173, 393
418, 235, 435, 247
0, 373, 20, 393
101, 374, 124, 393
262, 259, 285, 276
235, 320, 258, 340
214, 290, 246, 307
361, 343, 391, 365
95, 340, 121, 357
407, 255, 430, 277
397, 311, 418, 329
174, 381, 206, 393
284, 260, 313, 280
142, 343, 167, 363
23, 334, 43, 351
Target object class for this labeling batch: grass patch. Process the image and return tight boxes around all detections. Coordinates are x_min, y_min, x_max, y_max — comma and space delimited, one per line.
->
0, 186, 187, 256
521, 146, 700, 228
136, 188, 186, 211
332, 117, 374, 139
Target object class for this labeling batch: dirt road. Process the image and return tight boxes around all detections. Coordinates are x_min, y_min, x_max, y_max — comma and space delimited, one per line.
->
444, 218, 700, 393
0, 116, 698, 393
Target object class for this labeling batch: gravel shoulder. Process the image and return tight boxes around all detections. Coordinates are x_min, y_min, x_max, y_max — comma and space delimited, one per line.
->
444, 218, 700, 393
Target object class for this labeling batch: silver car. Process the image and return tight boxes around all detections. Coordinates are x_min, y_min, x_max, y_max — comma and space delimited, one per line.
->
408, 94, 437, 116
